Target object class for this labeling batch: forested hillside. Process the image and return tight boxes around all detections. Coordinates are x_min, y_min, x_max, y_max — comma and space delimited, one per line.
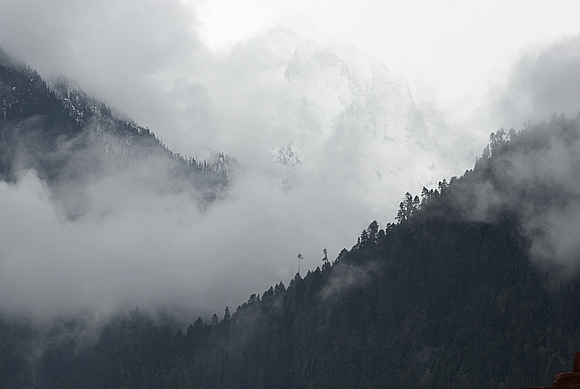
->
1, 115, 580, 388
0, 53, 234, 214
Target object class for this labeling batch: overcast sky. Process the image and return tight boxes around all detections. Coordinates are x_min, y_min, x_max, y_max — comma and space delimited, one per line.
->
1, 0, 579, 154
192, 0, 579, 104
0, 0, 580, 319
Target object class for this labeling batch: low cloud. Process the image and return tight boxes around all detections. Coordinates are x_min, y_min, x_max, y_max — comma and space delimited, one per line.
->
0, 1, 385, 320
459, 117, 580, 277
320, 261, 378, 302
444, 35, 580, 278
527, 202, 580, 274
0, 127, 373, 319
0, 0, 212, 156
7, 0, 574, 321
490, 35, 580, 130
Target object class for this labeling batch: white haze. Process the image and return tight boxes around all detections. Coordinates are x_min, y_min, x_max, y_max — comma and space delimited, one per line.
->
490, 36, 580, 128
485, 36, 580, 276
0, 164, 369, 319
0, 0, 580, 318
464, 117, 580, 277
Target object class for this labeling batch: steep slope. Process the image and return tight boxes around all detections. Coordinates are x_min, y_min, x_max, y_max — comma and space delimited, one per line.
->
2, 116, 580, 388
0, 53, 234, 217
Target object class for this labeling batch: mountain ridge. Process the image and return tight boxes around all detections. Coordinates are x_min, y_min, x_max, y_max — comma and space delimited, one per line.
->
0, 51, 236, 217
1, 113, 580, 388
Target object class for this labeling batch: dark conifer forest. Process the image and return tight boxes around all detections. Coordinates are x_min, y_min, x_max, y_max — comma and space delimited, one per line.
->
2, 52, 580, 389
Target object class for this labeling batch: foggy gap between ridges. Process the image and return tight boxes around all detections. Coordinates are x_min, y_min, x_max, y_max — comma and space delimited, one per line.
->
1, 0, 580, 324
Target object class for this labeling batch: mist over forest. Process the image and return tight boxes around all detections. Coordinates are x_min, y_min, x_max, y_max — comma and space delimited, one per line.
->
1, 29, 580, 321
1, 1, 580, 388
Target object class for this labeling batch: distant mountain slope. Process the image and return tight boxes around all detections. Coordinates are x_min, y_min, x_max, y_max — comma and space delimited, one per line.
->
2, 115, 580, 388
211, 30, 458, 214
0, 51, 235, 216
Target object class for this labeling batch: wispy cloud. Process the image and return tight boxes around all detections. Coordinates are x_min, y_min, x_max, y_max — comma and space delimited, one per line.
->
1, 0, 579, 319
489, 35, 580, 130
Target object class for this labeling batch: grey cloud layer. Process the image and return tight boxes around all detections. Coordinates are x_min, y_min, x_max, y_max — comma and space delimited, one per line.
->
0, 0, 211, 155
491, 35, 580, 129
461, 120, 580, 277
0, 1, 380, 318
1, 0, 580, 318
